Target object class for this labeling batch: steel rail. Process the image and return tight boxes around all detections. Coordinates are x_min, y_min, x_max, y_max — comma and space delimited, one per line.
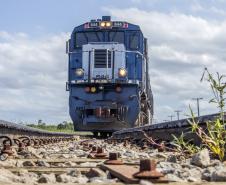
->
111, 112, 225, 144
0, 119, 75, 137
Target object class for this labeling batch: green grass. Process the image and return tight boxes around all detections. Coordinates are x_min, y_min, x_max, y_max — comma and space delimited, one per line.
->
27, 123, 92, 135
27, 122, 75, 133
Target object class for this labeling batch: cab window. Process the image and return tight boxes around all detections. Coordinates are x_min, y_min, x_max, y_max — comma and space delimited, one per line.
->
75, 32, 87, 48
129, 32, 139, 50
75, 32, 103, 48
109, 32, 124, 43
86, 32, 102, 43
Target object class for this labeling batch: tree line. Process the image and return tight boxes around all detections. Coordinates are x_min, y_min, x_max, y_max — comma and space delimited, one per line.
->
27, 120, 74, 132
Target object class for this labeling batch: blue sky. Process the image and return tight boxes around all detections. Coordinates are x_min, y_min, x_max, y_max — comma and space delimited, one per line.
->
0, 0, 226, 124
1, 0, 225, 34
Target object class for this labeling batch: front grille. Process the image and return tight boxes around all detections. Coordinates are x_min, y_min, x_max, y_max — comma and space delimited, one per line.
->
94, 49, 111, 68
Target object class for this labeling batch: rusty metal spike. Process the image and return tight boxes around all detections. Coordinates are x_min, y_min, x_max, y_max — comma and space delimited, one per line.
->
104, 152, 124, 165
133, 159, 164, 179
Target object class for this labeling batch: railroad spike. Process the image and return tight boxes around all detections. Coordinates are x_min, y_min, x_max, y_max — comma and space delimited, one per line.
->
104, 152, 123, 165
133, 159, 169, 183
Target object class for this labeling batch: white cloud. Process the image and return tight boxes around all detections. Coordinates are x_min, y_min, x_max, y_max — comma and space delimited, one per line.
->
0, 32, 70, 124
1, 6, 226, 124
104, 7, 226, 121
191, 2, 226, 16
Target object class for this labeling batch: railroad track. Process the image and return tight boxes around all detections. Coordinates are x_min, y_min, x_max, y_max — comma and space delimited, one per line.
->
0, 114, 226, 184
111, 113, 224, 145
0, 119, 75, 138
0, 120, 75, 161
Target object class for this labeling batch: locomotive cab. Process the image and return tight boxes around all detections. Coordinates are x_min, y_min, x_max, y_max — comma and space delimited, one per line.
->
66, 16, 153, 135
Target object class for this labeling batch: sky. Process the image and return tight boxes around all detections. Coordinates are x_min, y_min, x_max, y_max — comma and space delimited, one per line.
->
0, 0, 226, 124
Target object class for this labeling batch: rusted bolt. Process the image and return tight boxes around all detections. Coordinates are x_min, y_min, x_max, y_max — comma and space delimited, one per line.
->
104, 152, 123, 165
123, 140, 128, 147
19, 136, 31, 146
93, 147, 108, 159
133, 159, 164, 179
0, 136, 14, 160
157, 142, 165, 152
141, 141, 148, 149
2, 144, 14, 155
87, 146, 97, 158
13, 138, 26, 153
95, 147, 107, 157
40, 139, 47, 145
90, 146, 97, 153
31, 138, 38, 146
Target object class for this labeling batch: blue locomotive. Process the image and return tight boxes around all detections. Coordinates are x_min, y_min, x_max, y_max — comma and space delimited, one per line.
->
66, 16, 153, 136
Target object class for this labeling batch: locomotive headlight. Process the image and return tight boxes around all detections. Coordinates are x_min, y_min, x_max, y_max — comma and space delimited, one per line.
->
75, 68, 84, 77
106, 22, 112, 27
100, 22, 106, 27
118, 68, 127, 77
90, 87, 96, 93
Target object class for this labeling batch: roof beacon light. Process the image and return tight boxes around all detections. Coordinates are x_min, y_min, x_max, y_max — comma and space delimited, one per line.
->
106, 22, 112, 27
100, 21, 112, 28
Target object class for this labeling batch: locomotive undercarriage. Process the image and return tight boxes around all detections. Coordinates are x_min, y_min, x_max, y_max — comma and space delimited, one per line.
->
69, 83, 140, 135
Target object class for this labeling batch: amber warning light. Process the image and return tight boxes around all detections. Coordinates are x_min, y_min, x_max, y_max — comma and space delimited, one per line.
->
84, 21, 128, 29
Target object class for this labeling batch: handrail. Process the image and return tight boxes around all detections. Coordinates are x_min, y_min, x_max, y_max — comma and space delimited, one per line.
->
68, 48, 147, 87
68, 49, 145, 59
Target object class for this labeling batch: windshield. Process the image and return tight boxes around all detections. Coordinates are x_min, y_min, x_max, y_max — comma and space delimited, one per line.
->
75, 32, 103, 48
109, 32, 124, 43
75, 31, 125, 48
74, 31, 140, 49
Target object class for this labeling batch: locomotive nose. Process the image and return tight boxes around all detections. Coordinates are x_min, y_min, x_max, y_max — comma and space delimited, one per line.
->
82, 43, 127, 82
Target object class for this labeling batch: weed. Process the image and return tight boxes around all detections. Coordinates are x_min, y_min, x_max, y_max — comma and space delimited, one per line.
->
172, 132, 200, 155
173, 68, 226, 161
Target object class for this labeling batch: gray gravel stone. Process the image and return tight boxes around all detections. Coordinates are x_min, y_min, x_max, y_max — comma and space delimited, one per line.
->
89, 176, 117, 183
56, 173, 72, 183
202, 166, 215, 181
19, 172, 38, 184
0, 168, 22, 183
72, 176, 89, 183
36, 160, 50, 167
22, 160, 36, 167
166, 173, 185, 182
167, 155, 177, 163
158, 161, 182, 174
139, 180, 154, 185
80, 162, 98, 167
187, 176, 200, 182
211, 167, 226, 181
86, 168, 107, 178
38, 173, 56, 183
0, 159, 16, 167
64, 161, 77, 167
191, 149, 210, 168
67, 169, 82, 177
